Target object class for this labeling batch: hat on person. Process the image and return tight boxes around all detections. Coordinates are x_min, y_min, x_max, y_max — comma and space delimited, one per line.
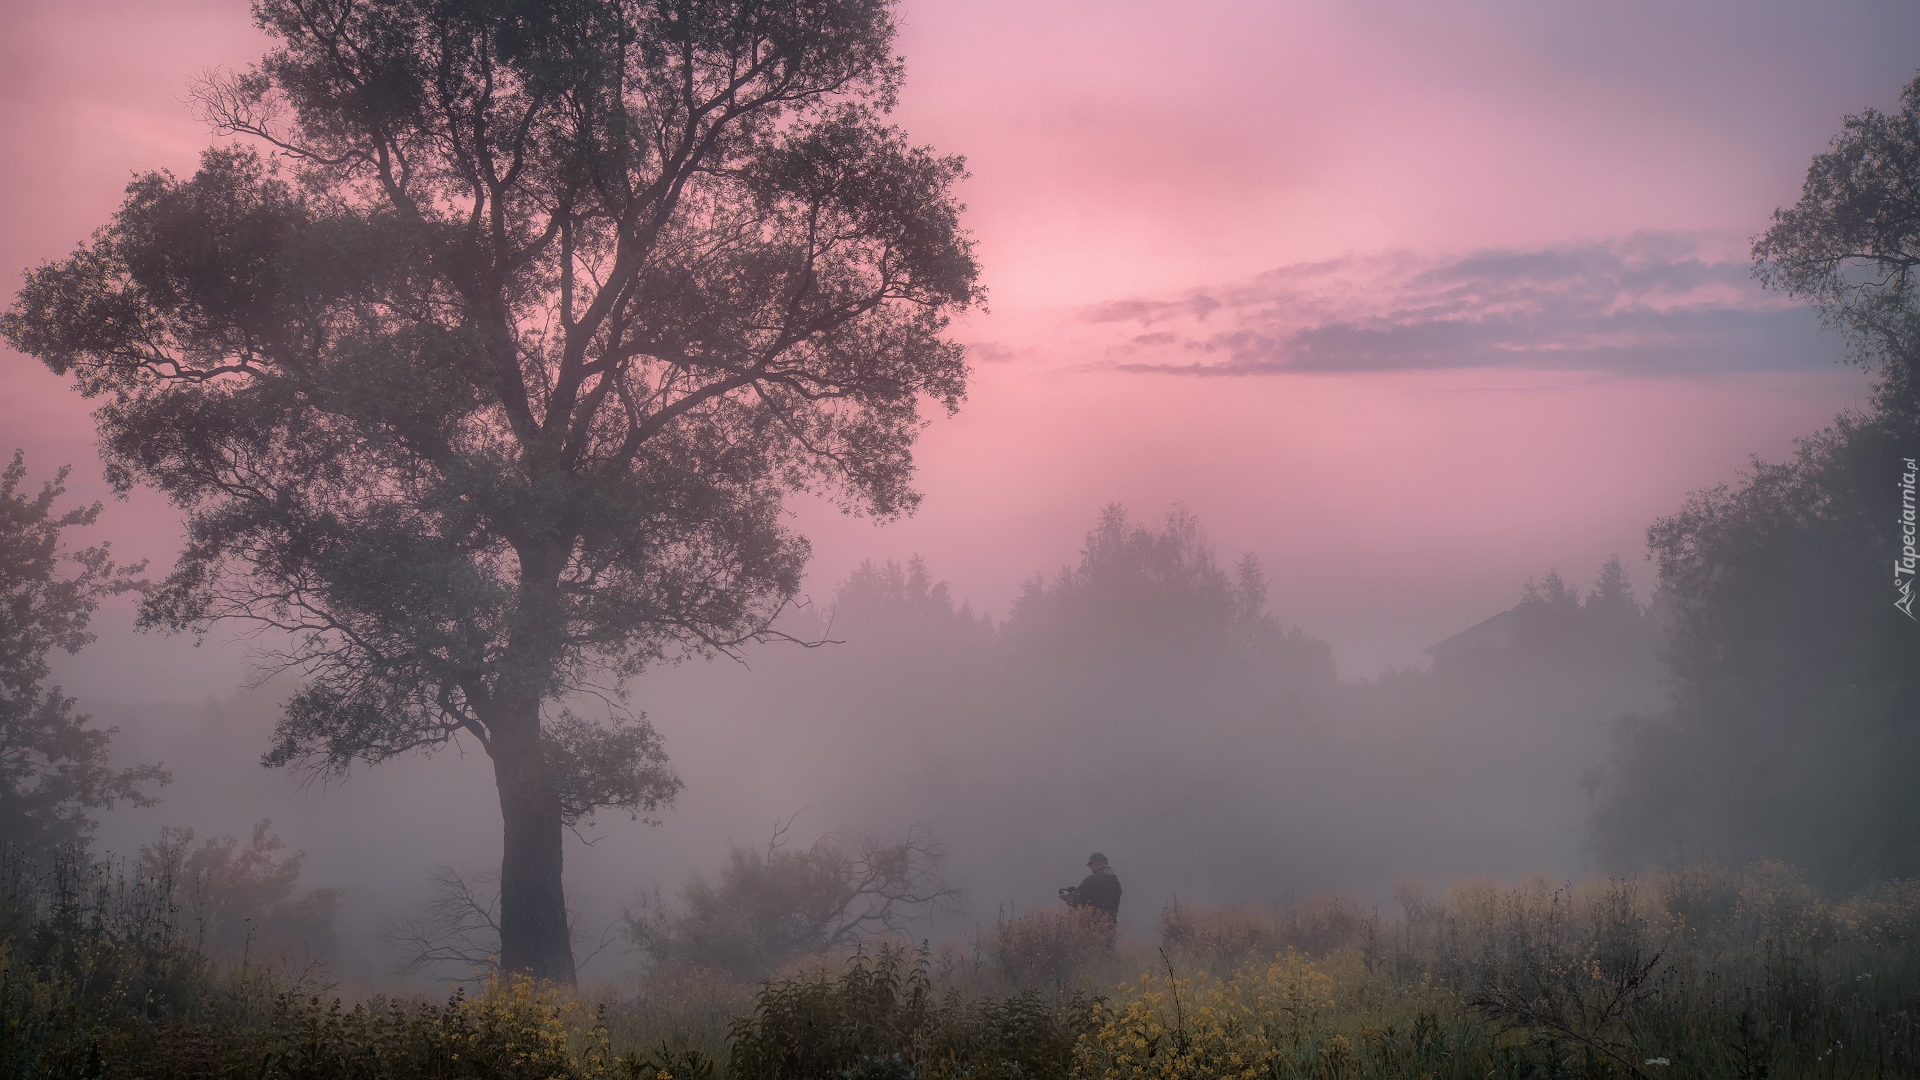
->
1087, 852, 1109, 866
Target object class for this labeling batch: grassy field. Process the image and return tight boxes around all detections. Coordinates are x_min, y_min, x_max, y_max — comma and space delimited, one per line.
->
4, 855, 1915, 1078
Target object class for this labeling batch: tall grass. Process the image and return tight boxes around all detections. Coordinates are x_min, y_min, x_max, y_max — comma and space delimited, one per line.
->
3, 855, 1916, 1077
0, 847, 652, 1079
720, 863, 1920, 1078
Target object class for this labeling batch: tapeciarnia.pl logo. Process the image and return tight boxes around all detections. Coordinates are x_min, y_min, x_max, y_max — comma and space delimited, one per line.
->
1899, 457, 1918, 620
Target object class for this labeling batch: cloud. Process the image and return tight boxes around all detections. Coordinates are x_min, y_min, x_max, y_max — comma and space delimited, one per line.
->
1081, 296, 1223, 325
965, 341, 1021, 364
1073, 233, 1844, 376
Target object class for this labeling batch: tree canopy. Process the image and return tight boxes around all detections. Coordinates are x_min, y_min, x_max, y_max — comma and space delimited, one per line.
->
2, 0, 977, 981
1003, 505, 1332, 679
1755, 72, 1920, 415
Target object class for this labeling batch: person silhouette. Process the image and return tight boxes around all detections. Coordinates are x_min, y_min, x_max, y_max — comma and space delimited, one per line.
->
1059, 852, 1121, 921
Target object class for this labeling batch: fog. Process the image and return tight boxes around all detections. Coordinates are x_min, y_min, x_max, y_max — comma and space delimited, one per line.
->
66, 504, 1664, 988
6, 0, 1920, 1008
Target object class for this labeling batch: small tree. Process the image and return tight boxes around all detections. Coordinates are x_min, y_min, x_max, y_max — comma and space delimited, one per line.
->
2, 0, 976, 981
383, 865, 506, 980
0, 452, 167, 854
625, 822, 956, 979
138, 819, 339, 959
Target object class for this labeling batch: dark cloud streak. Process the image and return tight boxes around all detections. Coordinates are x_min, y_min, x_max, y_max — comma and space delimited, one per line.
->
1090, 234, 1846, 376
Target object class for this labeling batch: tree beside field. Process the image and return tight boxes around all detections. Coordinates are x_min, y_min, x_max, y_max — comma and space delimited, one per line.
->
2, 0, 977, 982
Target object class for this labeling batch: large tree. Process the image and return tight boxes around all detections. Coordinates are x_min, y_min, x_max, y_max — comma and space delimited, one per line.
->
1588, 74, 1920, 882
2, 0, 976, 980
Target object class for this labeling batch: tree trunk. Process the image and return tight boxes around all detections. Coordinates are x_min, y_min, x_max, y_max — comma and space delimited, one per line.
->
491, 707, 577, 983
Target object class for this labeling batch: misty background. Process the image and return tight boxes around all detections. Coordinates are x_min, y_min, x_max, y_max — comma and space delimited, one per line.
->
6, 0, 1920, 993
77, 507, 1667, 988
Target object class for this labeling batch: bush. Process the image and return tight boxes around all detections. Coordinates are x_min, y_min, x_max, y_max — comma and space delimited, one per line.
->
248, 977, 608, 1080
628, 828, 956, 981
727, 945, 1096, 1080
0, 846, 219, 1079
138, 822, 338, 962
600, 959, 754, 1057
990, 910, 1115, 988
0, 846, 625, 1080
1073, 952, 1345, 1080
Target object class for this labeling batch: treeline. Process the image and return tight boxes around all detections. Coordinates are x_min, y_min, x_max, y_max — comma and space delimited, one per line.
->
732, 75, 1920, 900
716, 332, 1920, 903
1588, 74, 1920, 888
642, 504, 1668, 923
766, 395, 1920, 899
1590, 384, 1920, 883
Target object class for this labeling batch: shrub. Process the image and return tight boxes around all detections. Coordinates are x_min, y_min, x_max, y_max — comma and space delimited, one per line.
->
0, 846, 624, 1080
601, 959, 755, 1061
991, 909, 1114, 988
1073, 951, 1341, 1080
727, 945, 1096, 1080
6, 850, 1919, 1079
1159, 902, 1283, 973
0, 846, 218, 1078
1160, 896, 1383, 981
628, 828, 956, 981
138, 822, 338, 962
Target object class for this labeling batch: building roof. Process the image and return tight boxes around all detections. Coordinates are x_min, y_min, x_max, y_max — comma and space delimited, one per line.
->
1424, 607, 1518, 659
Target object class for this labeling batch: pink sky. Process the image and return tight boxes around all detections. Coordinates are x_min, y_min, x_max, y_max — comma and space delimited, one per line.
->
3, 0, 1911, 692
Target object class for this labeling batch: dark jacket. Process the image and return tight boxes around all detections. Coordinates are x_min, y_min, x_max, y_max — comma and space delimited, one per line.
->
1074, 867, 1121, 917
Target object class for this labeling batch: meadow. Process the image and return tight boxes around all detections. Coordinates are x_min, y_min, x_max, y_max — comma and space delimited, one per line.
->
4, 852, 1915, 1079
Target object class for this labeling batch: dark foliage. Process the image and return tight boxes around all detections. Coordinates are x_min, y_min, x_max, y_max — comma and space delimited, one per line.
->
138, 820, 339, 961
627, 824, 957, 980
1, 0, 977, 980
1754, 73, 1920, 413
1003, 505, 1333, 678
0, 845, 220, 1079
0, 453, 167, 855
1588, 414, 1920, 882
1592, 72, 1920, 885
727, 946, 1097, 1080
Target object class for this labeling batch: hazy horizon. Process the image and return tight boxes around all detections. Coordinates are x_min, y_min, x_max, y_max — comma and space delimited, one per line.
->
4, 0, 1917, 991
